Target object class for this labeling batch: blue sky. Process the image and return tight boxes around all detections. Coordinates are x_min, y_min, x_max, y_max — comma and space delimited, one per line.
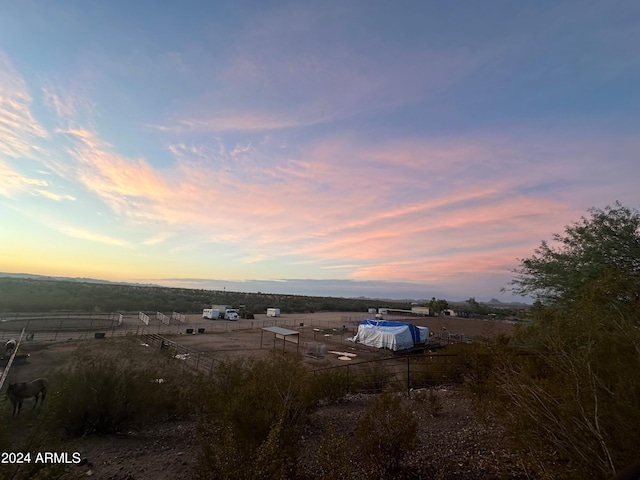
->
0, 1, 639, 301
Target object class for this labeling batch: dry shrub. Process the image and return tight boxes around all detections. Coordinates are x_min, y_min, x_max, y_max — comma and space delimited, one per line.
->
351, 361, 393, 393
353, 394, 418, 477
44, 342, 195, 437
194, 353, 319, 479
317, 424, 353, 480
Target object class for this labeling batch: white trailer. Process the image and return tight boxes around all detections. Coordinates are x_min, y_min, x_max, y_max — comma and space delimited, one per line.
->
203, 307, 239, 320
203, 308, 221, 319
266, 308, 281, 317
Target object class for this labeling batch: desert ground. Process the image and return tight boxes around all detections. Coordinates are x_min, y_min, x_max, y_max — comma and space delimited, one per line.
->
0, 312, 524, 480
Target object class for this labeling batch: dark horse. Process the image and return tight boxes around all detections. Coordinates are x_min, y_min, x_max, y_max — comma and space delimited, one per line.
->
6, 378, 48, 416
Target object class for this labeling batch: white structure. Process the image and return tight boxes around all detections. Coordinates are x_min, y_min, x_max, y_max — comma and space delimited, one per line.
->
203, 308, 220, 319
411, 306, 431, 316
350, 320, 428, 351
204, 306, 239, 320
267, 308, 281, 317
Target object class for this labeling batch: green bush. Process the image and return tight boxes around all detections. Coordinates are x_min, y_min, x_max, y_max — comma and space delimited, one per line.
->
45, 346, 194, 437
353, 394, 418, 477
317, 424, 353, 480
491, 274, 640, 478
195, 353, 320, 479
311, 368, 350, 403
351, 361, 393, 393
252, 414, 299, 480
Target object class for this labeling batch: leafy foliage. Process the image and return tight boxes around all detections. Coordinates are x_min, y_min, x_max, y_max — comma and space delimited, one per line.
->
426, 297, 449, 315
493, 204, 640, 478
495, 291, 640, 478
353, 394, 418, 477
44, 342, 194, 437
317, 424, 353, 480
508, 202, 640, 305
351, 361, 393, 393
195, 353, 320, 479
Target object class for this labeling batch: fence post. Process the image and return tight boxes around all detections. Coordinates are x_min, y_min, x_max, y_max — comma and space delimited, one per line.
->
54, 313, 64, 340
407, 356, 411, 397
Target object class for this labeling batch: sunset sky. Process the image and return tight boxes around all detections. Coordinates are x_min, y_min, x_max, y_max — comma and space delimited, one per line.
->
1, 1, 639, 301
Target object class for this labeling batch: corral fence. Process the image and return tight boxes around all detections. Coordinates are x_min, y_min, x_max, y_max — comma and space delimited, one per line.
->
0, 312, 122, 341
0, 311, 379, 343
0, 310, 477, 399
0, 311, 478, 342
0, 328, 25, 392
137, 332, 471, 398
312, 353, 470, 397
141, 333, 219, 374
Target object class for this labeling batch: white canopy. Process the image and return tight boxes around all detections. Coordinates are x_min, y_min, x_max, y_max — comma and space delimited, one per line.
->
352, 323, 415, 351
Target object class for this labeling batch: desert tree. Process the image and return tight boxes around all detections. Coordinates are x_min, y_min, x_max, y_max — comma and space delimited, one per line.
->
492, 203, 640, 478
506, 202, 640, 306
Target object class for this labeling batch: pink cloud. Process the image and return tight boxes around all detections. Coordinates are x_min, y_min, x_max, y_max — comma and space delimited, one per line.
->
0, 53, 49, 160
34, 108, 636, 290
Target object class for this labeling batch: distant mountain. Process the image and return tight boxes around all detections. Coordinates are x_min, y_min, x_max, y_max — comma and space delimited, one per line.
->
0, 272, 159, 287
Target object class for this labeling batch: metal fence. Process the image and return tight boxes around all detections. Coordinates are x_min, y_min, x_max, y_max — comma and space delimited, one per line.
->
0, 311, 472, 399
141, 333, 219, 374
135, 331, 469, 398
312, 353, 468, 396
0, 311, 371, 343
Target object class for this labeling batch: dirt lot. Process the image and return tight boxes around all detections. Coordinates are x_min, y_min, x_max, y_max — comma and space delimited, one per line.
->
0, 312, 524, 480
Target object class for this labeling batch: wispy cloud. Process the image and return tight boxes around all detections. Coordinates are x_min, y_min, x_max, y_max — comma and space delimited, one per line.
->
1, 0, 638, 300
0, 160, 70, 201
34, 189, 76, 201
0, 53, 48, 160
54, 223, 130, 247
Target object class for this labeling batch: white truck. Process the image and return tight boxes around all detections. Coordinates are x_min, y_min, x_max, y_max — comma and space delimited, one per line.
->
266, 308, 280, 317
203, 305, 239, 320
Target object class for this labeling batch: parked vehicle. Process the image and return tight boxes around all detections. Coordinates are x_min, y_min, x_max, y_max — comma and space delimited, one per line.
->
266, 308, 280, 317
202, 308, 220, 319
213, 305, 239, 320
203, 305, 239, 320
238, 305, 255, 319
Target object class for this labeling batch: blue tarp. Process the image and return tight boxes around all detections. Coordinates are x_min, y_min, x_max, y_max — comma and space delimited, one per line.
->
360, 319, 422, 345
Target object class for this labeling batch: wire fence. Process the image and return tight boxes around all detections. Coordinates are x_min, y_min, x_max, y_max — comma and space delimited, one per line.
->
140, 333, 220, 374
311, 353, 469, 396
136, 329, 469, 399
1, 310, 474, 399
0, 311, 377, 343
